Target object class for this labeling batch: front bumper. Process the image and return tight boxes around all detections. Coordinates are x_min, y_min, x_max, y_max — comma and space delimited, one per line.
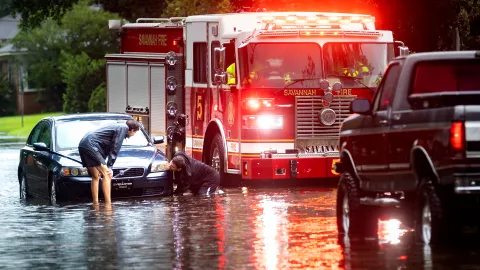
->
57, 171, 173, 200
241, 154, 340, 180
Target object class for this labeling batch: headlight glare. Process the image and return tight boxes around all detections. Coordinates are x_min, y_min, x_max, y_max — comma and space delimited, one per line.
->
151, 160, 170, 172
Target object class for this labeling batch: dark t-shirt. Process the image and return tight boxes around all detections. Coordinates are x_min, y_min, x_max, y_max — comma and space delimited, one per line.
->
78, 123, 128, 167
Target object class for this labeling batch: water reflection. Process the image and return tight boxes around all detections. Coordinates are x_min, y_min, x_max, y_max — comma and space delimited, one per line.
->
2, 147, 480, 269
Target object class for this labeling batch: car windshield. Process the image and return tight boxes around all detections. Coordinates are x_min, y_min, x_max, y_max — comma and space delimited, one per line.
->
323, 42, 394, 88
238, 43, 322, 88
55, 119, 150, 151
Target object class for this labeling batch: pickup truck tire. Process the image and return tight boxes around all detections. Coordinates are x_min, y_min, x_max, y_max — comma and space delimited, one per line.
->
337, 171, 377, 238
416, 179, 449, 245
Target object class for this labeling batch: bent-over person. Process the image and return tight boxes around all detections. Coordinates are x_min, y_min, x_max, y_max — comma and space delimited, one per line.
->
169, 151, 220, 196
78, 119, 140, 204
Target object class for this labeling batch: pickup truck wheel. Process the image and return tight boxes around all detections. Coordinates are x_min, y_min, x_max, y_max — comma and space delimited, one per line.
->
416, 179, 448, 245
337, 171, 377, 238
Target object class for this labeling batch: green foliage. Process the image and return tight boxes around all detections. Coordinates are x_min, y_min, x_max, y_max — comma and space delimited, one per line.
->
12, 1, 120, 112
0, 74, 16, 116
88, 81, 106, 112
4, 0, 78, 30
95, 0, 166, 22
162, 0, 231, 17
61, 52, 106, 113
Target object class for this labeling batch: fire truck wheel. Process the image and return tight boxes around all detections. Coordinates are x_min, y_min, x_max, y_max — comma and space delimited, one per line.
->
209, 134, 227, 186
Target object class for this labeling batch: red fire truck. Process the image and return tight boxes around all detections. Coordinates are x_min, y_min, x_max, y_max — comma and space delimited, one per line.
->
105, 11, 408, 185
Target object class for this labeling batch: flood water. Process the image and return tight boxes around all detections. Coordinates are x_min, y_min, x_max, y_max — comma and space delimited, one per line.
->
1, 145, 480, 269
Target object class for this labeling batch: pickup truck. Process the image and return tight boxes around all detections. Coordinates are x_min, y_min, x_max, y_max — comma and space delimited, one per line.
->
335, 50, 480, 245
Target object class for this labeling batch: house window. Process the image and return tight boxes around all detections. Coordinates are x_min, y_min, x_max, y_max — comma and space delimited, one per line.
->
21, 64, 40, 92
193, 42, 207, 84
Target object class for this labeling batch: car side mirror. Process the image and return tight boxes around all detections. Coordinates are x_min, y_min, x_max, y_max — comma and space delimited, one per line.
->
33, 142, 49, 151
350, 98, 372, 115
152, 135, 164, 144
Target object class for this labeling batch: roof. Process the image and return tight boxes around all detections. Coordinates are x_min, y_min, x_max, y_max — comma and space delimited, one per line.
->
405, 50, 480, 62
0, 15, 20, 40
48, 112, 133, 122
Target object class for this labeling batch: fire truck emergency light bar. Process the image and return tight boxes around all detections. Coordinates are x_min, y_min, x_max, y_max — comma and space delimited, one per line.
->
259, 14, 375, 30
120, 17, 186, 28
258, 29, 383, 37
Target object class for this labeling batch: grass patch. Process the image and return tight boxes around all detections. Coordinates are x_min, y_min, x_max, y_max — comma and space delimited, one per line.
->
0, 112, 63, 137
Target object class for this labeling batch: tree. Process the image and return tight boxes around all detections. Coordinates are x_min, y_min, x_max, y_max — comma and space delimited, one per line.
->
4, 0, 167, 29
94, 0, 166, 22
61, 52, 106, 113
162, 0, 231, 17
4, 0, 77, 30
12, 1, 120, 111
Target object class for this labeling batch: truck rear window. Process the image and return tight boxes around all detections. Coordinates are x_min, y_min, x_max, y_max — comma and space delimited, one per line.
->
412, 60, 480, 94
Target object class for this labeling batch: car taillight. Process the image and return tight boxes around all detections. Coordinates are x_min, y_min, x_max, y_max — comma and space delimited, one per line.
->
450, 121, 464, 153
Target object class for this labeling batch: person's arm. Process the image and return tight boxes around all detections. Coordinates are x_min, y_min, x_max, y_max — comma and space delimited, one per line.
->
106, 126, 128, 167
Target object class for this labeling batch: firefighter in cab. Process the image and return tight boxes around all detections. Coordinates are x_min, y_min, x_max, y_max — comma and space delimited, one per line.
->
227, 62, 236, 85
343, 55, 370, 77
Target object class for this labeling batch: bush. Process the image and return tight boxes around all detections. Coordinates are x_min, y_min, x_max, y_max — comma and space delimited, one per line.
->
88, 82, 106, 112
61, 52, 106, 113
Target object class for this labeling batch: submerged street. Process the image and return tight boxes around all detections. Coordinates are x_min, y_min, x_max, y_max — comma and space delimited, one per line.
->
1, 145, 480, 269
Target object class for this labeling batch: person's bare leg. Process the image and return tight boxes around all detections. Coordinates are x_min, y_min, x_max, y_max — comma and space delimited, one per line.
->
96, 165, 112, 204
87, 167, 101, 205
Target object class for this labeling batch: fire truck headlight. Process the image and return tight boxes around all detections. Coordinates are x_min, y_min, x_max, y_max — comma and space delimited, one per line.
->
243, 115, 283, 129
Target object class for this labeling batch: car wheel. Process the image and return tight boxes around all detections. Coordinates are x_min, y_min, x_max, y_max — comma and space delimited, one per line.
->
209, 134, 227, 186
336, 171, 377, 238
49, 179, 57, 205
416, 178, 449, 245
19, 174, 28, 201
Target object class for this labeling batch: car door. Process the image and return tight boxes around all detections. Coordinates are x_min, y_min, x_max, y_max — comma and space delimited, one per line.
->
33, 120, 53, 198
22, 122, 44, 196
358, 64, 400, 186
26, 120, 52, 197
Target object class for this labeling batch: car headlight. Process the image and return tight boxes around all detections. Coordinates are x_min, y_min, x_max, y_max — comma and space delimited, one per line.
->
61, 167, 89, 177
151, 160, 170, 172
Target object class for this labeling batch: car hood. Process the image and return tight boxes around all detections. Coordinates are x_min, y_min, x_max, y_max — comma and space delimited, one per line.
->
57, 146, 163, 168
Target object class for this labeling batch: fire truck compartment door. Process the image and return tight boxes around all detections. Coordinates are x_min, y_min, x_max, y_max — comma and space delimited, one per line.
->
150, 65, 166, 139
127, 64, 149, 108
107, 63, 126, 113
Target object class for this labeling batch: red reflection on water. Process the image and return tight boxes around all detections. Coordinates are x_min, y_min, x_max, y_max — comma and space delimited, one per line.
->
250, 194, 344, 269
214, 197, 227, 269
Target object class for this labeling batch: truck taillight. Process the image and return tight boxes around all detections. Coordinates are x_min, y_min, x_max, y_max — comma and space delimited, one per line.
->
450, 122, 464, 151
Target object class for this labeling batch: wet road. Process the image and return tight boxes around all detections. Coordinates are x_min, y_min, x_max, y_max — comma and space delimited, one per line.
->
2, 145, 480, 269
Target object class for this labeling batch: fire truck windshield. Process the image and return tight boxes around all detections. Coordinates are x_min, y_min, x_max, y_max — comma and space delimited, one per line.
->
239, 43, 323, 88
323, 42, 394, 89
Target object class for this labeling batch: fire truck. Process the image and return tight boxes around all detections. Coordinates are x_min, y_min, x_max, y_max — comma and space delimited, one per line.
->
105, 11, 408, 185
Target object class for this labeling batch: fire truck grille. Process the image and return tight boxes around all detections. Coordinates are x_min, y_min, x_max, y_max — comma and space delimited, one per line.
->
295, 95, 356, 139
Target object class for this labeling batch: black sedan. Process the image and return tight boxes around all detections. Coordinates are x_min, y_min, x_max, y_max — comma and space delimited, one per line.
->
18, 113, 173, 204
